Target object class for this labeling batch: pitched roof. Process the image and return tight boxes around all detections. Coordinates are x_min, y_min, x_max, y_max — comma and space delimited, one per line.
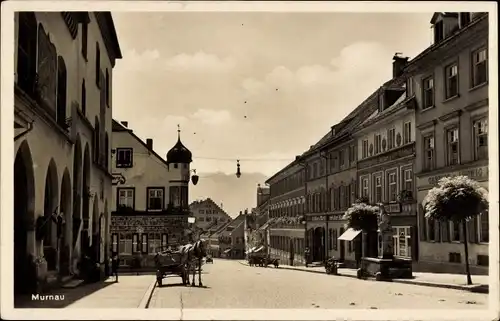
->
112, 119, 170, 168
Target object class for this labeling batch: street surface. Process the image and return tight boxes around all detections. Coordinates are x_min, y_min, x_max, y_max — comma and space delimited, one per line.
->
148, 259, 487, 309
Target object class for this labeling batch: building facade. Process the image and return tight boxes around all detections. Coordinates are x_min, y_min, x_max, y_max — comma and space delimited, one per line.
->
354, 70, 419, 263
189, 198, 232, 231
109, 121, 193, 267
266, 160, 307, 265
218, 213, 246, 259
406, 12, 489, 274
14, 12, 122, 295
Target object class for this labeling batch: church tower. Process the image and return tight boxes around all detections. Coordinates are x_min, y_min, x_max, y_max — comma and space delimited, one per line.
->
166, 125, 192, 213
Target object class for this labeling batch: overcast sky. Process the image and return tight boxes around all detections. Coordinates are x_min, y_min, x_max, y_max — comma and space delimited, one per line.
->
111, 12, 433, 177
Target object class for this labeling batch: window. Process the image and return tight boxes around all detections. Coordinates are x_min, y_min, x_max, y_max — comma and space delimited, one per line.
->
451, 222, 461, 242
403, 169, 413, 194
445, 64, 459, 99
339, 150, 345, 168
132, 234, 139, 253
119, 234, 132, 255
56, 56, 68, 129
199, 210, 204, 214
141, 234, 148, 254
403, 122, 411, 144
116, 148, 133, 168
313, 163, 318, 178
349, 145, 356, 164
81, 80, 86, 115
332, 229, 338, 251
374, 134, 382, 154
162, 233, 168, 247
112, 233, 118, 253
472, 48, 487, 87
81, 21, 88, 59
446, 128, 459, 166
434, 20, 444, 43
105, 69, 110, 107
147, 188, 164, 211
477, 255, 488, 267
423, 135, 435, 170
388, 172, 397, 202
473, 118, 488, 160
427, 219, 436, 241
392, 227, 411, 258
17, 13, 38, 95
362, 140, 369, 158
374, 176, 382, 204
118, 188, 134, 208
479, 212, 489, 243
387, 128, 395, 149
422, 77, 434, 109
459, 12, 471, 27
95, 43, 101, 87
449, 252, 461, 263
362, 178, 369, 198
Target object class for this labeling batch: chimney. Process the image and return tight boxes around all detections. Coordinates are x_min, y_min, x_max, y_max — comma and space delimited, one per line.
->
146, 138, 153, 150
121, 121, 128, 127
392, 53, 409, 78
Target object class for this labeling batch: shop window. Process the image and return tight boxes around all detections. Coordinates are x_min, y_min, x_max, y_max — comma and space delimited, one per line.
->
448, 252, 461, 263
477, 255, 489, 267
392, 226, 411, 258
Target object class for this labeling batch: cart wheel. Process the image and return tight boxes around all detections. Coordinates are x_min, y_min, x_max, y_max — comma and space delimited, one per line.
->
157, 277, 162, 287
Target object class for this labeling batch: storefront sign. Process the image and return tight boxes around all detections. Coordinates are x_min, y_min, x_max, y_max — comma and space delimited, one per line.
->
311, 215, 326, 221
427, 166, 488, 186
358, 144, 415, 170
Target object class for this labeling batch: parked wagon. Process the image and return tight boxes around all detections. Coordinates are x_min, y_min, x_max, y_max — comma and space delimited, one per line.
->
154, 247, 188, 287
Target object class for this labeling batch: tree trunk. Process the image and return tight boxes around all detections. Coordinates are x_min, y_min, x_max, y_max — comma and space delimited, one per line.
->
462, 222, 473, 285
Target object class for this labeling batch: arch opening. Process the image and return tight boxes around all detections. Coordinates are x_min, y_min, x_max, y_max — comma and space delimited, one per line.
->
14, 141, 36, 295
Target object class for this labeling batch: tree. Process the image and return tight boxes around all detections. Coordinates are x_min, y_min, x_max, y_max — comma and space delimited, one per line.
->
343, 202, 380, 259
423, 176, 488, 285
343, 202, 379, 232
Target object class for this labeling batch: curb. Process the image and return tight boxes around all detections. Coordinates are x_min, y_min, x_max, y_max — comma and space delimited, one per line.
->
238, 260, 488, 294
138, 278, 157, 309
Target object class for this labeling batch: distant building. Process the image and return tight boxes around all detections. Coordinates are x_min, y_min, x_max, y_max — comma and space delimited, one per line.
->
408, 12, 489, 274
218, 213, 246, 259
13, 12, 122, 294
189, 198, 232, 231
109, 121, 193, 267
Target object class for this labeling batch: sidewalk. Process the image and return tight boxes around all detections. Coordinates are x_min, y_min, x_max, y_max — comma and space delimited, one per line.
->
238, 260, 489, 293
15, 275, 156, 309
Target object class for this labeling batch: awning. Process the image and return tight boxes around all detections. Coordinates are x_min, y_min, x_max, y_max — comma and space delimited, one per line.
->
223, 248, 232, 254
338, 228, 362, 241
254, 246, 264, 253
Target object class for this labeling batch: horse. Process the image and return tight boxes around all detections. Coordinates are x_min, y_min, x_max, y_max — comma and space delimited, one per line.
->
178, 239, 208, 287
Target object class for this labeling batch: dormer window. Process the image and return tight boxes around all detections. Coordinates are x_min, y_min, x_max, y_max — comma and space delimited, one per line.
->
433, 20, 444, 43
459, 12, 471, 28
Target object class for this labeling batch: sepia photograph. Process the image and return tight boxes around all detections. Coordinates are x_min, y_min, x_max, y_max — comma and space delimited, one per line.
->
1, 1, 498, 320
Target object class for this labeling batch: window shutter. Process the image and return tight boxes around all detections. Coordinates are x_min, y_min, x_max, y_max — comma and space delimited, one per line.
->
418, 205, 427, 241
410, 226, 418, 261
441, 221, 449, 242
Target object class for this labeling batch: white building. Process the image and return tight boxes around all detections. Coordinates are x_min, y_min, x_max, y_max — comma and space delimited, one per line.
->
14, 12, 122, 295
189, 198, 232, 231
110, 121, 194, 267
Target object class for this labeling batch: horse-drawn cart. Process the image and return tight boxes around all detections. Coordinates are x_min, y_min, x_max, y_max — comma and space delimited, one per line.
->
154, 250, 188, 287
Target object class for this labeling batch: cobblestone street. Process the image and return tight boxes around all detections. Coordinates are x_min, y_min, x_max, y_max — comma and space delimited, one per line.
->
148, 259, 488, 309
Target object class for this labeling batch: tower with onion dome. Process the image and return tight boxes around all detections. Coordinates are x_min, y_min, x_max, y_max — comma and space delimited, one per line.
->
166, 125, 193, 214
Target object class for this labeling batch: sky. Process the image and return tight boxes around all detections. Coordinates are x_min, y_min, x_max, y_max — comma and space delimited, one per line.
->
110, 11, 434, 215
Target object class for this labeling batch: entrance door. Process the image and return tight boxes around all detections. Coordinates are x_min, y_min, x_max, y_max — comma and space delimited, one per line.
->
339, 227, 345, 261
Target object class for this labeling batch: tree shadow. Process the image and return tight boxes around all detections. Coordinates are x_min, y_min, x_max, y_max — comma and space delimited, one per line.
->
14, 280, 115, 309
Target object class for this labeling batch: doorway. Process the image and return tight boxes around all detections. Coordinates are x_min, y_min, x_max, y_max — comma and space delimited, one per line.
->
14, 143, 35, 295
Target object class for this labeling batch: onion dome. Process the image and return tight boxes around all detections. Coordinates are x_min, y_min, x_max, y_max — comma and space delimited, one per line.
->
166, 125, 192, 164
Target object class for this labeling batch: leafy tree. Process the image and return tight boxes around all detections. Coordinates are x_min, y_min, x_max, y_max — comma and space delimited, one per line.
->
343, 202, 379, 232
423, 176, 488, 285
